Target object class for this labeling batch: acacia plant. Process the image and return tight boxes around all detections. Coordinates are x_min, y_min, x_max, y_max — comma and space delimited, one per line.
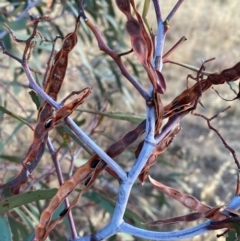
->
0, 0, 240, 240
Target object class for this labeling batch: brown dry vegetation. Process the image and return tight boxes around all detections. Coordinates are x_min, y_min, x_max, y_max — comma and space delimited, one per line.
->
0, 1, 240, 241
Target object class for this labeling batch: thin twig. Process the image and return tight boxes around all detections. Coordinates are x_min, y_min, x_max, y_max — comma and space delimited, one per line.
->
0, 81, 28, 115
163, 36, 187, 61
1, 40, 127, 182
0, 0, 42, 39
152, 0, 162, 22
78, 5, 150, 100
165, 0, 185, 22
47, 139, 78, 240
194, 106, 240, 169
187, 58, 215, 106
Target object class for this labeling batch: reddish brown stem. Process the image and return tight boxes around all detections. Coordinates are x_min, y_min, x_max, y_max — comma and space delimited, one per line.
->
194, 106, 240, 169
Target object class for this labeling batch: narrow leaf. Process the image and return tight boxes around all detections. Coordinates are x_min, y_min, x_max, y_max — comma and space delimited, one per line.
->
0, 189, 58, 214
28, 91, 41, 109
0, 105, 33, 130
62, 126, 93, 155
9, 211, 29, 238
0, 155, 21, 163
0, 215, 12, 241
80, 109, 145, 123
165, 61, 213, 76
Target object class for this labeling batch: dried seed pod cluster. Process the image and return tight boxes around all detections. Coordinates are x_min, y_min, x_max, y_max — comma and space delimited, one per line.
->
35, 115, 147, 240
116, 0, 166, 94
1, 1, 240, 240
0, 16, 91, 194
164, 62, 240, 117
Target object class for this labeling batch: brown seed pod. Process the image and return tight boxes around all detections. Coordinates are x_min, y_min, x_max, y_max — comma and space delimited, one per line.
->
115, 0, 131, 18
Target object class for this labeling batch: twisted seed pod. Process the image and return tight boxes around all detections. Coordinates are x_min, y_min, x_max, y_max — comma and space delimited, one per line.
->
144, 206, 223, 226
129, 0, 153, 63
44, 88, 91, 127
149, 176, 228, 222
35, 157, 105, 240
1, 88, 91, 194
126, 17, 163, 93
165, 62, 240, 116
126, 18, 148, 67
0, 17, 80, 193
116, 0, 165, 94
35, 118, 147, 240
149, 176, 211, 211
35, 59, 240, 239
0, 142, 46, 194
106, 119, 146, 157
115, 0, 131, 19
42, 160, 106, 240
136, 124, 181, 183
44, 19, 79, 99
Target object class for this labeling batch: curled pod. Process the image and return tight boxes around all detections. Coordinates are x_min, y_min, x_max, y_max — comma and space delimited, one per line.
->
107, 140, 129, 158
133, 37, 147, 59
139, 155, 156, 184
84, 176, 91, 186
129, 36, 148, 68
39, 210, 52, 226
116, 0, 131, 17
107, 120, 145, 157
48, 80, 63, 97
126, 18, 141, 37
234, 62, 240, 75
62, 32, 78, 51
54, 55, 68, 68
35, 226, 46, 240
207, 73, 225, 85
171, 100, 179, 108
155, 70, 166, 94
221, 68, 239, 82
58, 182, 75, 199
90, 159, 100, 169
37, 105, 53, 122
59, 208, 69, 217
34, 122, 47, 138
200, 79, 211, 91
47, 195, 61, 212
149, 177, 204, 211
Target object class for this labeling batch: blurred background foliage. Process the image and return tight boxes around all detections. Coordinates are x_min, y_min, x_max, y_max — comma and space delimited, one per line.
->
0, 0, 240, 240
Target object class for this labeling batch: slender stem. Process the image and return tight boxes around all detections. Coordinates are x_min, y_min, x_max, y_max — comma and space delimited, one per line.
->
47, 139, 78, 240
66, 118, 127, 181
0, 0, 42, 39
18, 59, 127, 181
164, 59, 213, 76
74, 90, 157, 241
0, 41, 22, 63
162, 36, 187, 61
153, 0, 185, 71
166, 0, 185, 22
153, 20, 165, 71
194, 107, 240, 169
152, 0, 162, 22
118, 221, 211, 241
80, 13, 150, 100
128, 96, 157, 180
155, 111, 189, 143
76, 193, 240, 241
